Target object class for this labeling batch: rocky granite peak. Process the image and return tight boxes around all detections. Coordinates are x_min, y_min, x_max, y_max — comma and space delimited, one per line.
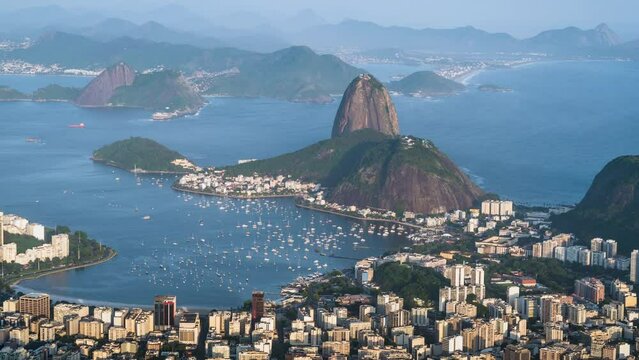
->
75, 62, 135, 107
331, 74, 400, 138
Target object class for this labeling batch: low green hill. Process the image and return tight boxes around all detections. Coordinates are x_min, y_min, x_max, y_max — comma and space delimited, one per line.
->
553, 155, 639, 254
32, 84, 81, 101
0, 86, 29, 100
224, 129, 483, 214
387, 71, 465, 96
206, 46, 361, 103
109, 70, 204, 111
93, 137, 192, 173
224, 129, 390, 184
0, 84, 81, 101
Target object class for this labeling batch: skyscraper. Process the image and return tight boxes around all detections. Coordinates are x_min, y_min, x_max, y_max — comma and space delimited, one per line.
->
604, 239, 618, 258
590, 238, 604, 252
631, 250, 639, 283
574, 277, 605, 303
154, 295, 176, 330
251, 291, 265, 322
506, 286, 520, 311
471, 266, 485, 286
19, 293, 50, 319
450, 264, 465, 287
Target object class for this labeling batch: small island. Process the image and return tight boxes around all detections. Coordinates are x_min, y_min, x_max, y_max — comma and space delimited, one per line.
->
478, 84, 513, 93
387, 71, 465, 97
0, 86, 30, 101
0, 84, 82, 102
92, 137, 201, 174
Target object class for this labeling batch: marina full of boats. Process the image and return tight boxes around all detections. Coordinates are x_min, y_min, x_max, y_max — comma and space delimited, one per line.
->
122, 174, 410, 303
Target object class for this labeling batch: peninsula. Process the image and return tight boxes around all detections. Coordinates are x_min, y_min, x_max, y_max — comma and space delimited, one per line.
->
0, 211, 115, 287
76, 63, 205, 119
175, 74, 483, 215
92, 137, 201, 174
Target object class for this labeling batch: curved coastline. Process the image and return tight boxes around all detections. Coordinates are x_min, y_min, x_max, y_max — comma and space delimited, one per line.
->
171, 184, 301, 199
172, 184, 427, 231
91, 157, 191, 175
295, 202, 425, 230
9, 249, 118, 287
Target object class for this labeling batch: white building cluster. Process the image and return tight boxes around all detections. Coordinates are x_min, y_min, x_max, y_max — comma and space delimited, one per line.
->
178, 171, 317, 198
439, 264, 486, 312
354, 253, 448, 285
0, 211, 70, 265
1, 212, 45, 240
531, 236, 629, 271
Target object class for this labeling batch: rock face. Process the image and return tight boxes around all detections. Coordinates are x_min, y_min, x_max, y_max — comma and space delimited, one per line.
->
553, 155, 639, 254
332, 74, 400, 138
75, 63, 135, 107
108, 70, 204, 111
225, 72, 483, 215
327, 136, 484, 214
225, 130, 484, 214
525, 23, 622, 51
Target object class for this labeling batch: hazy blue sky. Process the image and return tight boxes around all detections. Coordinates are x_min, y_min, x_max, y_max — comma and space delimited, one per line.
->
6, 0, 639, 39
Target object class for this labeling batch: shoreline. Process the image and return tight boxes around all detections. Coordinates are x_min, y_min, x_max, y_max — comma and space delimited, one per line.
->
0, 73, 96, 78
173, 184, 426, 230
91, 158, 191, 175
295, 202, 425, 230
9, 249, 118, 287
172, 184, 302, 199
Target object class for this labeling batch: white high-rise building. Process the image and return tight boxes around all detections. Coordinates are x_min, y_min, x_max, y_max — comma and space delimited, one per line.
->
554, 246, 566, 261
630, 250, 639, 283
450, 265, 465, 287
591, 238, 604, 252
94, 307, 114, 325
507, 287, 520, 312
604, 239, 618, 258
52, 234, 70, 259
480, 200, 514, 217
566, 245, 585, 263
26, 224, 45, 241
471, 266, 485, 286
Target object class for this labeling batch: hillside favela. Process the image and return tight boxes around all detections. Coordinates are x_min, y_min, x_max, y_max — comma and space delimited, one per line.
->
2, 1, 639, 360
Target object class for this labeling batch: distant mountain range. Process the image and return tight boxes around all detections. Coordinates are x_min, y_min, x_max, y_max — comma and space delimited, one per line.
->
0, 6, 289, 53
2, 6, 637, 57
73, 18, 289, 53
291, 20, 634, 56
3, 32, 362, 103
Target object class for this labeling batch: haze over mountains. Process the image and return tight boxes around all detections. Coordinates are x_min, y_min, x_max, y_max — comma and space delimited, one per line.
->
1, 4, 638, 56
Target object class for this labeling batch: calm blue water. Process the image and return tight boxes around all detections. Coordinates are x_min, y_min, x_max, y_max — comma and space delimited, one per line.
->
0, 93, 403, 310
1, 60, 638, 308
395, 60, 639, 205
